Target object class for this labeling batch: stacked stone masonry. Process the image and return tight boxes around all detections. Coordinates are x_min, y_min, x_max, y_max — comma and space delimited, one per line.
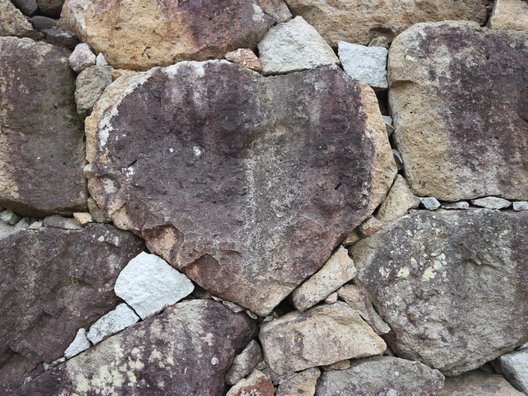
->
0, 0, 527, 394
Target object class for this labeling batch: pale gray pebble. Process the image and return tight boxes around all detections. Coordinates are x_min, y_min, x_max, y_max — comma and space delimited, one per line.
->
513, 201, 528, 211
338, 41, 388, 90
69, 43, 96, 73
471, 196, 511, 209
420, 197, 441, 210
442, 201, 469, 210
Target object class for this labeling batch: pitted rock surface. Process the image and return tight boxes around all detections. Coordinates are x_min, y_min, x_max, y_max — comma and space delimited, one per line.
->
0, 37, 86, 216
60, 0, 277, 70
0, 224, 144, 394
389, 22, 528, 201
16, 300, 257, 395
85, 61, 396, 316
352, 210, 528, 375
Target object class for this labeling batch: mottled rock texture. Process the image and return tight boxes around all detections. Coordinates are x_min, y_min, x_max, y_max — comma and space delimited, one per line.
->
85, 61, 396, 316
17, 300, 257, 395
0, 224, 144, 393
60, 0, 275, 70
353, 210, 528, 375
0, 0, 40, 39
284, 0, 487, 45
316, 356, 444, 396
277, 367, 320, 396
227, 370, 274, 396
496, 348, 528, 394
489, 0, 528, 30
439, 370, 523, 396
0, 37, 86, 216
389, 22, 528, 201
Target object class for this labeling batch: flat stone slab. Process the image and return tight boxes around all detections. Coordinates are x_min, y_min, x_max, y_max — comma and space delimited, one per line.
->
87, 303, 140, 345
389, 22, 528, 201
439, 370, 523, 396
352, 209, 528, 375
85, 61, 396, 316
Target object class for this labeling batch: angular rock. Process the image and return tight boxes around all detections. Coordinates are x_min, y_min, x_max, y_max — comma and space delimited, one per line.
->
37, 0, 63, 17
73, 212, 92, 225
513, 201, 528, 212
471, 196, 511, 210
225, 48, 261, 72
60, 0, 273, 70
11, 0, 38, 15
256, 0, 291, 23
389, 22, 528, 201
324, 292, 338, 304
85, 61, 396, 316
227, 369, 274, 396
258, 16, 339, 75
63, 329, 90, 359
439, 370, 523, 396
0, 224, 144, 393
226, 340, 264, 385
352, 210, 528, 375
316, 356, 444, 396
338, 42, 388, 90
376, 175, 420, 223
292, 246, 356, 311
16, 300, 257, 395
0, 37, 86, 216
114, 252, 195, 320
442, 201, 470, 210
0, 209, 21, 225
496, 349, 528, 393
87, 303, 140, 345
338, 284, 391, 335
358, 216, 384, 237
69, 43, 96, 73
75, 65, 113, 118
277, 367, 320, 396
259, 302, 386, 375
0, 0, 40, 39
489, 0, 528, 30
42, 27, 78, 49
421, 197, 441, 211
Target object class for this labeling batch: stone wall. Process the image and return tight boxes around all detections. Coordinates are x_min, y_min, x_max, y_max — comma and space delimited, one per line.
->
1, 0, 527, 395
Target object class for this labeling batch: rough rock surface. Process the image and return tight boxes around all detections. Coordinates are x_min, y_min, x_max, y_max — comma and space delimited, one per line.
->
225, 48, 262, 72
439, 370, 523, 396
376, 174, 420, 223
352, 210, 528, 375
283, 0, 487, 45
114, 252, 194, 320
292, 246, 356, 312
338, 42, 388, 90
389, 22, 528, 201
226, 340, 263, 385
86, 303, 140, 345
496, 349, 528, 394
277, 367, 320, 396
259, 302, 386, 375
258, 16, 339, 75
17, 300, 257, 395
489, 0, 528, 30
256, 0, 292, 22
0, 0, 40, 39
69, 43, 96, 73
0, 224, 144, 393
85, 61, 396, 316
316, 356, 444, 396
75, 65, 113, 118
60, 0, 274, 70
0, 37, 86, 216
64, 329, 90, 359
471, 197, 511, 210
12, 0, 38, 15
227, 369, 274, 396
37, 0, 63, 17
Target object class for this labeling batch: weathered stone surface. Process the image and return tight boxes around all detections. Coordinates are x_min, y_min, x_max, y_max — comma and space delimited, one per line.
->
0, 215, 30, 239
489, 0, 528, 30
17, 300, 257, 395
471, 196, 511, 209
496, 349, 528, 393
439, 370, 523, 396
0, 209, 21, 225
226, 340, 263, 385
225, 48, 262, 72
0, 37, 86, 216
421, 197, 441, 211
114, 252, 195, 320
85, 61, 396, 316
69, 43, 95, 73
322, 360, 350, 371
63, 329, 90, 359
227, 369, 274, 396
376, 174, 420, 223
284, 0, 487, 46
277, 367, 320, 396
29, 15, 56, 31
0, 224, 144, 393
353, 210, 528, 375
316, 356, 444, 396
389, 22, 528, 201
338, 42, 388, 90
75, 65, 112, 118
256, 0, 291, 23
87, 303, 139, 345
260, 302, 386, 375
0, 0, 40, 39
258, 16, 339, 75
42, 215, 81, 230
60, 0, 273, 70
358, 216, 383, 237
37, 0, 63, 17
513, 201, 528, 212
292, 246, 356, 311
42, 26, 78, 49
442, 201, 470, 210
12, 0, 37, 15
73, 212, 92, 225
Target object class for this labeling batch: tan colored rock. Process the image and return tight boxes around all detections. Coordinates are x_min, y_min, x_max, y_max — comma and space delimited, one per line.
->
256, 0, 292, 23
342, 230, 360, 246
0, 0, 40, 39
376, 175, 420, 223
75, 65, 113, 118
389, 22, 528, 201
226, 340, 264, 385
489, 0, 528, 30
284, 0, 487, 46
323, 360, 351, 371
227, 370, 274, 396
225, 48, 262, 72
358, 216, 383, 237
259, 302, 386, 375
72, 212, 92, 225
60, 0, 274, 70
439, 370, 523, 396
276, 367, 320, 396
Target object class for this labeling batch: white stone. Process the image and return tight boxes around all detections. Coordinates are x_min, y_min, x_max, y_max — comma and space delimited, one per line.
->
258, 16, 339, 75
114, 251, 195, 319
338, 42, 388, 90
292, 246, 356, 311
96, 52, 108, 66
497, 348, 528, 393
64, 328, 91, 359
441, 201, 470, 210
68, 43, 96, 73
87, 303, 139, 345
471, 196, 511, 209
513, 201, 528, 211
420, 197, 441, 210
